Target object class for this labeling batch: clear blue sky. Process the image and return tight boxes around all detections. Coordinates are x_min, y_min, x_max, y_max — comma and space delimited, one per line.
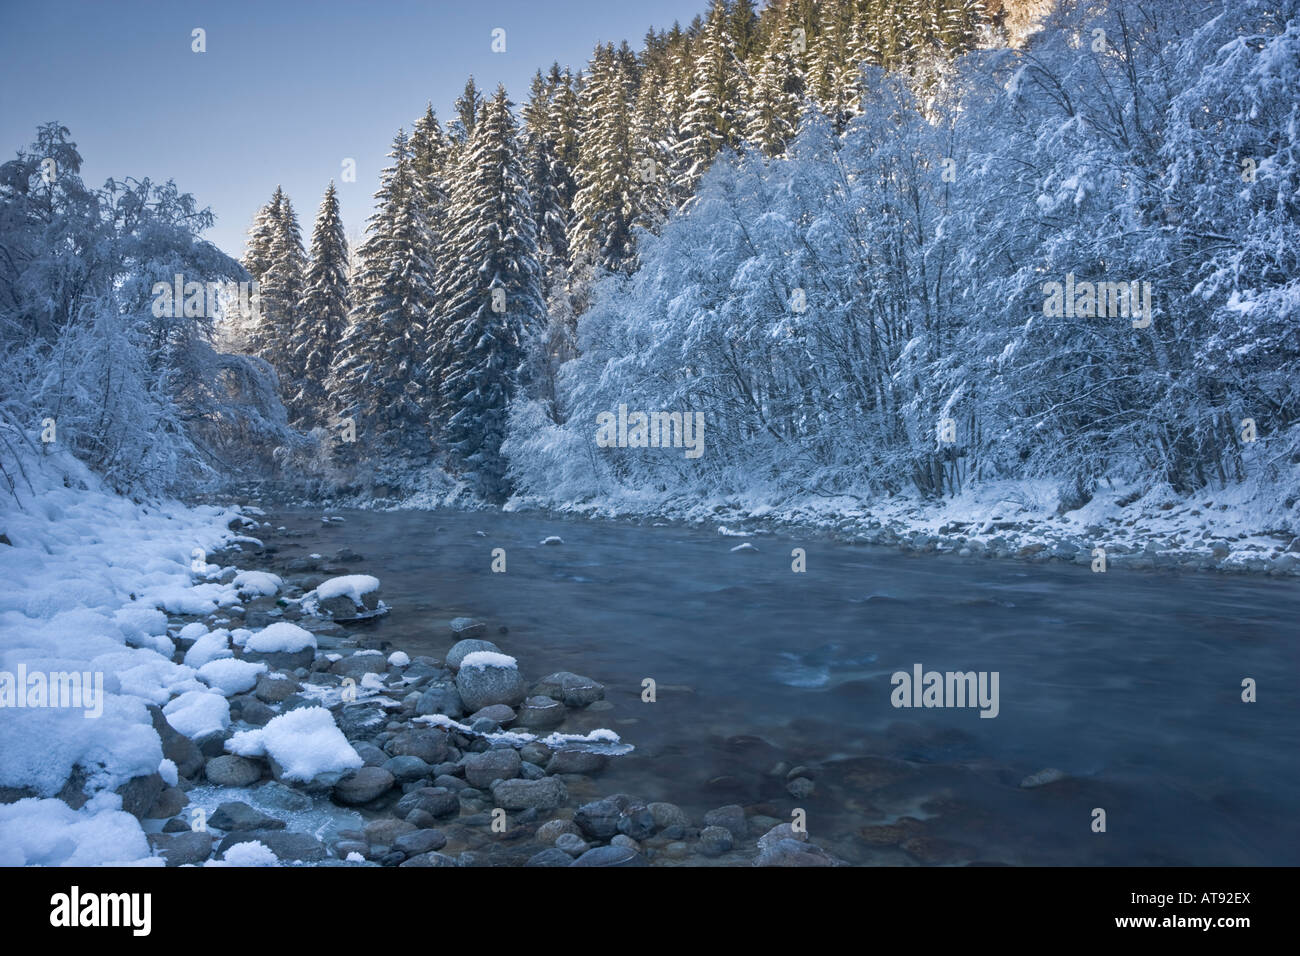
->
0, 0, 707, 258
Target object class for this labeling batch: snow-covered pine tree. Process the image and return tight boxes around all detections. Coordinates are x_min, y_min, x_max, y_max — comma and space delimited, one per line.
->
569, 43, 639, 277
234, 188, 283, 355
522, 69, 571, 296
744, 4, 805, 157
675, 0, 745, 198
449, 76, 484, 147
434, 86, 545, 498
289, 181, 349, 430
329, 130, 437, 461
255, 189, 307, 391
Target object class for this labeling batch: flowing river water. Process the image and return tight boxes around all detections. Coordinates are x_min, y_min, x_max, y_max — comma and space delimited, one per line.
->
266, 506, 1299, 865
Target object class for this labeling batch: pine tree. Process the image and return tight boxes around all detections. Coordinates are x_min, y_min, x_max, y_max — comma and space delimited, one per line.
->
569, 43, 639, 276
434, 86, 544, 498
235, 188, 282, 355
255, 188, 307, 388
290, 181, 349, 429
450, 76, 484, 146
676, 0, 745, 197
523, 69, 571, 295
329, 130, 437, 458
744, 5, 805, 157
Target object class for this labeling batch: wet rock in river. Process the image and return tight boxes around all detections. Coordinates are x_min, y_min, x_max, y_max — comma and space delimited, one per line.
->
531, 671, 605, 708
455, 653, 527, 710
332, 767, 395, 805
445, 638, 501, 671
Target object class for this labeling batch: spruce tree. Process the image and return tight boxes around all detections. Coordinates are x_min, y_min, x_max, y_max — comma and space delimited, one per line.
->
290, 181, 349, 429
329, 130, 437, 458
569, 43, 639, 276
676, 0, 744, 198
434, 86, 544, 498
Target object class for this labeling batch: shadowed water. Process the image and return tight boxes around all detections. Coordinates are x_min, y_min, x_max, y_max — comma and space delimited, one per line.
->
269, 507, 1299, 865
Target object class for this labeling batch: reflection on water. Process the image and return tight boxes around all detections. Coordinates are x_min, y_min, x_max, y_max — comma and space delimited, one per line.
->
271, 507, 1300, 865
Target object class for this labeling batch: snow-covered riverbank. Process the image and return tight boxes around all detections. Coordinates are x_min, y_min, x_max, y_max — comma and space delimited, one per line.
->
501, 472, 1300, 577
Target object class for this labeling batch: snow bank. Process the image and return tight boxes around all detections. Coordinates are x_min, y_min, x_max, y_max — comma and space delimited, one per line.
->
0, 797, 153, 866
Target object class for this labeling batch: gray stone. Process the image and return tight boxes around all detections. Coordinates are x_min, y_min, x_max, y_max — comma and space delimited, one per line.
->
754, 838, 835, 867
526, 848, 575, 867
574, 799, 622, 840
255, 781, 312, 812
555, 832, 590, 856
219, 829, 328, 862
149, 831, 213, 867
698, 825, 734, 856
115, 772, 164, 819
332, 767, 395, 805
758, 823, 808, 850
254, 674, 300, 704
415, 684, 465, 719
363, 818, 416, 845
145, 786, 188, 819
353, 741, 388, 767
400, 851, 458, 867
519, 762, 546, 780
456, 660, 527, 711
331, 653, 389, 681
210, 801, 285, 832
239, 700, 275, 726
786, 776, 815, 799
394, 829, 447, 855
383, 755, 433, 783
518, 742, 553, 766
570, 845, 647, 867
462, 749, 522, 788
385, 728, 449, 765
545, 750, 609, 775
536, 819, 582, 845
242, 647, 314, 672
205, 755, 264, 788
648, 802, 690, 832
449, 618, 488, 640
516, 695, 566, 729
617, 805, 656, 841
491, 777, 567, 811
532, 672, 605, 708
335, 703, 388, 740
704, 804, 747, 840
445, 638, 500, 670
396, 787, 460, 820
468, 704, 516, 726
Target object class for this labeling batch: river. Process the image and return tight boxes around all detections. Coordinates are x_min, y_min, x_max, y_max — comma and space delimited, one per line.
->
266, 506, 1299, 865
